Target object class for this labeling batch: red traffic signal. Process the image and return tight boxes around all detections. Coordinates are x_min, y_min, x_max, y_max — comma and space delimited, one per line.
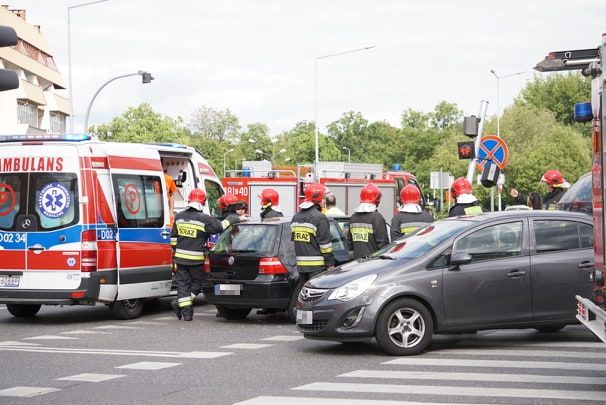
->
457, 141, 475, 160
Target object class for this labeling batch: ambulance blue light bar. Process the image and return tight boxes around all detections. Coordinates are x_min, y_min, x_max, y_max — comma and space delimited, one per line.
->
0, 133, 92, 143
149, 142, 189, 149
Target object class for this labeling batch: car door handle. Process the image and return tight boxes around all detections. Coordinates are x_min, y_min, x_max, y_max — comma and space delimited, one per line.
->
578, 261, 595, 269
506, 270, 526, 278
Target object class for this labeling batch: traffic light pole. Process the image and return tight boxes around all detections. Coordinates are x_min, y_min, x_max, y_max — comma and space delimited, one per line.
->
466, 100, 489, 184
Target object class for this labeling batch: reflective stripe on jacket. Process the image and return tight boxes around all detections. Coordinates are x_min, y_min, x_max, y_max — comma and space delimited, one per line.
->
347, 210, 389, 259
291, 205, 334, 274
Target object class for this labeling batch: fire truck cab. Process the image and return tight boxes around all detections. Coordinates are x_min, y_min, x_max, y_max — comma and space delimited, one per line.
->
0, 134, 224, 319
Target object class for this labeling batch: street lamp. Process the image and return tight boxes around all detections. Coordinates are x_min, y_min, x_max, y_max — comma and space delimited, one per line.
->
255, 149, 270, 160
223, 148, 234, 178
314, 45, 376, 165
67, 0, 111, 133
489, 69, 525, 136
83, 70, 154, 132
342, 146, 351, 163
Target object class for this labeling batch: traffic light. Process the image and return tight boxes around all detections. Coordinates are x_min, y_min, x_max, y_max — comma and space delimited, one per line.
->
141, 72, 154, 84
0, 25, 19, 92
457, 141, 475, 160
463, 115, 479, 137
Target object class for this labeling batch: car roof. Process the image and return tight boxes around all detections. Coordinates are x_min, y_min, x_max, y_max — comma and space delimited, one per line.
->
446, 210, 592, 223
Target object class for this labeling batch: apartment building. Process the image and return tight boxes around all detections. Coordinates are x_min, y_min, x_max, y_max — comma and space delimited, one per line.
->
0, 5, 69, 135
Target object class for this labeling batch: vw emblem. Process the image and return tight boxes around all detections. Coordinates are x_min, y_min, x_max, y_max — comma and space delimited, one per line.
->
228, 256, 235, 266
22, 218, 31, 229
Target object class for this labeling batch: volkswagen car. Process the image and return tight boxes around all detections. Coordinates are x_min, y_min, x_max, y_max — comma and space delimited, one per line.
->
201, 217, 351, 320
296, 211, 594, 355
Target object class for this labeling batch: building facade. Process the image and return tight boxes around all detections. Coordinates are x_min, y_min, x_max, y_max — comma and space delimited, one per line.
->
0, 6, 69, 135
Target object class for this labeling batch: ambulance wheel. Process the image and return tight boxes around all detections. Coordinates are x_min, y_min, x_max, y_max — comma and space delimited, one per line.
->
215, 305, 251, 320
6, 304, 41, 318
110, 299, 144, 320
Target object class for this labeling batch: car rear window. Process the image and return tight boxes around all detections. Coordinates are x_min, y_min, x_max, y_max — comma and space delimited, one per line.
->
559, 173, 591, 205
213, 224, 278, 254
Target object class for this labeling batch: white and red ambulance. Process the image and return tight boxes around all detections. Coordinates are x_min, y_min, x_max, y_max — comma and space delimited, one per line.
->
0, 134, 224, 319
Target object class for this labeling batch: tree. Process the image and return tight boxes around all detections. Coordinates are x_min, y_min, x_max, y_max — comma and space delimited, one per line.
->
516, 73, 591, 131
401, 108, 430, 130
430, 101, 463, 130
189, 106, 241, 143
94, 103, 190, 144
326, 112, 369, 161
277, 121, 340, 164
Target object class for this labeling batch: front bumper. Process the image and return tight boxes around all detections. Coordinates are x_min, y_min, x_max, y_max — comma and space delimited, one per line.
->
0, 274, 100, 305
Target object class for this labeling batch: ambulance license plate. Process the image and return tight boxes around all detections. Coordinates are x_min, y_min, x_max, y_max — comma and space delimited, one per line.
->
296, 310, 313, 325
214, 284, 242, 295
0, 275, 20, 288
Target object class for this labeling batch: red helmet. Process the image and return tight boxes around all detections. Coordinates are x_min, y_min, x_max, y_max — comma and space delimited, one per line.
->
400, 184, 421, 205
304, 183, 326, 204
541, 169, 565, 187
360, 183, 382, 204
259, 188, 279, 208
450, 177, 472, 198
217, 193, 240, 211
188, 189, 207, 205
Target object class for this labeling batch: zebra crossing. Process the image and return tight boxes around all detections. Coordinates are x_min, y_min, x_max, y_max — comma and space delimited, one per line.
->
235, 340, 606, 404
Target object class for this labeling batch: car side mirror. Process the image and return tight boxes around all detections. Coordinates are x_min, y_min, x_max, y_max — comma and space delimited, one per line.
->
448, 252, 472, 271
175, 170, 187, 187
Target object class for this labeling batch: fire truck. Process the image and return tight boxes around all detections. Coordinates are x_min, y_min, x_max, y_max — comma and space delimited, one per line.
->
535, 34, 606, 343
222, 161, 422, 224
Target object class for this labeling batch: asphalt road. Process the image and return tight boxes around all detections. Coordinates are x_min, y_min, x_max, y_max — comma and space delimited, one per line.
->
0, 299, 605, 405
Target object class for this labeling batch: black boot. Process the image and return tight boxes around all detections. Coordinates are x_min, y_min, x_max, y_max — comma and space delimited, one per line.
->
182, 307, 193, 321
170, 299, 182, 320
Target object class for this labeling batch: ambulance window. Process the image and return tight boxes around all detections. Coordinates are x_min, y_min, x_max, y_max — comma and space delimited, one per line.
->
0, 174, 25, 231
205, 180, 223, 217
32, 173, 79, 231
113, 175, 164, 228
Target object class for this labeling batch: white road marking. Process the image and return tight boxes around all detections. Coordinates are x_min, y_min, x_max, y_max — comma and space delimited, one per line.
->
0, 305, 7, 310
115, 361, 181, 370
153, 316, 176, 321
0, 345, 232, 359
56, 373, 125, 382
293, 382, 606, 401
383, 357, 606, 371
0, 341, 41, 346
61, 330, 109, 335
193, 312, 215, 317
455, 339, 604, 349
431, 347, 606, 359
261, 335, 304, 342
94, 325, 142, 330
24, 335, 79, 340
234, 397, 456, 405
0, 386, 60, 398
220, 343, 273, 350
339, 370, 606, 385
126, 321, 165, 325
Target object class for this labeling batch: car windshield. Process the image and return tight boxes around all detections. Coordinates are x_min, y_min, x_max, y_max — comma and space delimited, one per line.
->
213, 224, 278, 254
371, 219, 469, 259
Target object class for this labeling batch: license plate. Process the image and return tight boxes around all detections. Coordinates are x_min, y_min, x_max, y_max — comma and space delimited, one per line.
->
0, 275, 20, 288
214, 284, 242, 296
296, 310, 313, 325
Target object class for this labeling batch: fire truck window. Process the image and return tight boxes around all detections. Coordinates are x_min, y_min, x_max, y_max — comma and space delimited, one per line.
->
32, 173, 79, 231
113, 174, 163, 228
0, 174, 24, 231
205, 180, 222, 216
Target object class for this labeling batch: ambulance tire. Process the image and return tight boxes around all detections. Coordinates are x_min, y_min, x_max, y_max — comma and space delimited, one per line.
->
215, 305, 251, 320
6, 304, 41, 318
110, 299, 144, 320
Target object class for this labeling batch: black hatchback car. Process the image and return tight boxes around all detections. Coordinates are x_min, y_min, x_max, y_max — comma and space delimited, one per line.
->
296, 211, 594, 355
558, 172, 592, 214
201, 217, 351, 320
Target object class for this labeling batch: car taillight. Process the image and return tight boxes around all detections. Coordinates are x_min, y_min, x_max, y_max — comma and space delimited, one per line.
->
203, 257, 211, 273
259, 257, 288, 275
81, 229, 97, 273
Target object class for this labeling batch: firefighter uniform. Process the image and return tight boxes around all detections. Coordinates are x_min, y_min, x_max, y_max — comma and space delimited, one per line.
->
170, 207, 236, 321
390, 210, 434, 241
291, 205, 334, 275
348, 211, 389, 259
261, 206, 283, 219
448, 202, 483, 217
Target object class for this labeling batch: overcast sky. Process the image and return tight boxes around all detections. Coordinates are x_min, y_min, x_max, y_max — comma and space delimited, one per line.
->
7, 0, 605, 135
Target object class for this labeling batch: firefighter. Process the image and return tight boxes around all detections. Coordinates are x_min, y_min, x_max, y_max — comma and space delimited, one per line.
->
510, 169, 570, 210
448, 177, 483, 217
258, 188, 284, 219
217, 193, 248, 222
347, 183, 389, 259
291, 183, 334, 287
391, 184, 434, 241
170, 189, 242, 321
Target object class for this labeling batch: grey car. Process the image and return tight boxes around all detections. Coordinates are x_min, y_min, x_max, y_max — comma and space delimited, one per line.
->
296, 210, 594, 355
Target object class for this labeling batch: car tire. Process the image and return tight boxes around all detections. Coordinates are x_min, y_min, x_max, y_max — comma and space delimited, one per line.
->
535, 324, 566, 333
215, 305, 252, 320
6, 304, 41, 318
375, 298, 433, 356
110, 299, 144, 320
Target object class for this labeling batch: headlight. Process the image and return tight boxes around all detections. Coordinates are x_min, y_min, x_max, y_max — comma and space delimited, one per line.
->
328, 274, 377, 302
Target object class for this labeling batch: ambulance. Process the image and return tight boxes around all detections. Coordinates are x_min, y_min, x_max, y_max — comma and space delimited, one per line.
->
0, 134, 224, 319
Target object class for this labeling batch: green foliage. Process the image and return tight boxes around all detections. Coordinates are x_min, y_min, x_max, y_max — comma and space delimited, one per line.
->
189, 106, 241, 143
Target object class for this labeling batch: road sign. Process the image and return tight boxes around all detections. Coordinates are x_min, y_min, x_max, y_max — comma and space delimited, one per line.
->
475, 135, 509, 171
